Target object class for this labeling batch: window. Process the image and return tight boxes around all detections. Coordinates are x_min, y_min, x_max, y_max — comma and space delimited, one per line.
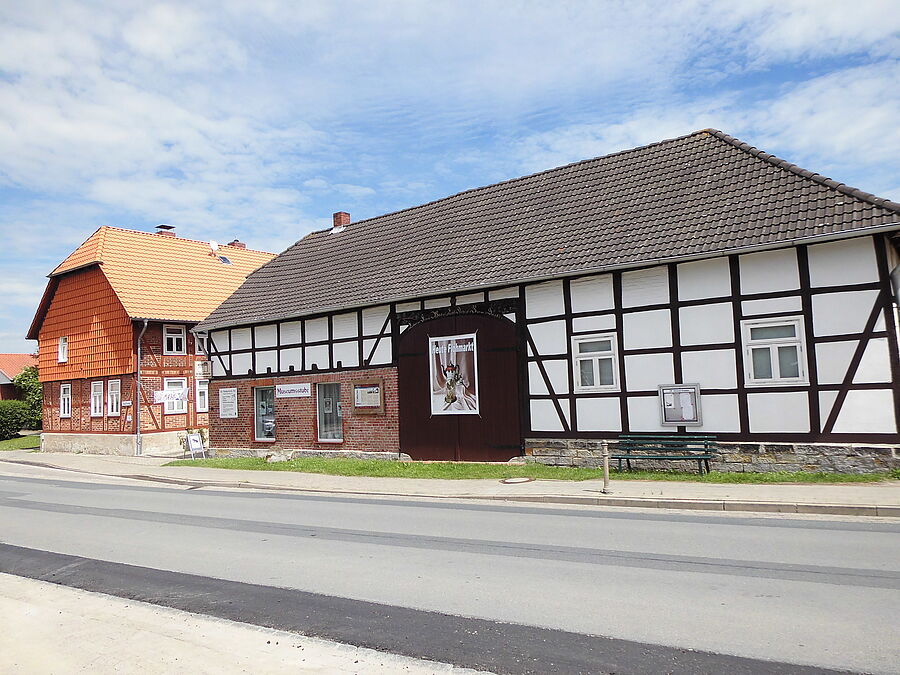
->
196, 379, 209, 413
107, 380, 121, 417
317, 382, 343, 442
572, 333, 619, 392
60, 384, 71, 418
742, 317, 807, 385
195, 334, 207, 356
90, 381, 104, 417
254, 387, 275, 440
164, 325, 186, 355
58, 336, 68, 363
163, 377, 187, 414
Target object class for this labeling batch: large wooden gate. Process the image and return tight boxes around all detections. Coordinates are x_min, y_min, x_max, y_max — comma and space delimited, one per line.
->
398, 313, 522, 461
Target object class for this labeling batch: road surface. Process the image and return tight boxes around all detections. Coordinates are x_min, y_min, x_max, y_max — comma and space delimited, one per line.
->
0, 470, 898, 673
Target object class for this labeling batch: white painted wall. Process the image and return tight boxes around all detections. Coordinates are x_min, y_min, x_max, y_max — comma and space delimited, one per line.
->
231, 352, 252, 376
741, 296, 802, 316
366, 337, 392, 365
255, 349, 277, 373
231, 328, 251, 350
855, 337, 893, 383
530, 399, 568, 431
622, 266, 668, 307
694, 394, 741, 432
681, 350, 737, 389
456, 292, 484, 305
525, 281, 564, 318
624, 353, 674, 392
305, 317, 328, 342
212, 354, 230, 377
254, 324, 277, 349
573, 314, 616, 333
570, 274, 614, 313
528, 320, 568, 356
740, 248, 800, 294
833, 389, 897, 433
490, 287, 519, 300
808, 236, 879, 287
679, 303, 734, 345
627, 396, 668, 432
747, 392, 810, 433
305, 344, 328, 370
332, 341, 359, 368
576, 397, 621, 431
623, 309, 671, 349
396, 301, 420, 313
280, 321, 302, 344
424, 297, 451, 309
811, 290, 879, 337
332, 313, 358, 339
210, 330, 230, 351
528, 360, 569, 395
279, 347, 302, 372
677, 257, 730, 300
362, 306, 390, 335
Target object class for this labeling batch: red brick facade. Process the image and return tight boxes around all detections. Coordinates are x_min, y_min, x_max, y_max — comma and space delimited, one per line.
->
209, 367, 399, 454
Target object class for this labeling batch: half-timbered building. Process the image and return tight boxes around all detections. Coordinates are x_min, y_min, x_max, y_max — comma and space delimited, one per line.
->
196, 130, 900, 472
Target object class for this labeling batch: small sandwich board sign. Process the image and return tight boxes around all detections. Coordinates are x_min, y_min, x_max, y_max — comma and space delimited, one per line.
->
186, 433, 205, 459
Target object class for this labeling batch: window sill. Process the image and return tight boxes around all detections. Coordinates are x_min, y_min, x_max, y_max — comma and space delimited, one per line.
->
163, 411, 188, 415
744, 380, 809, 388
573, 387, 620, 394
254, 438, 277, 443
317, 438, 344, 444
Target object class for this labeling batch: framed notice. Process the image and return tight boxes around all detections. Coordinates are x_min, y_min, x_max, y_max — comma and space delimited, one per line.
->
219, 387, 238, 419
658, 384, 702, 426
429, 333, 479, 416
353, 379, 384, 415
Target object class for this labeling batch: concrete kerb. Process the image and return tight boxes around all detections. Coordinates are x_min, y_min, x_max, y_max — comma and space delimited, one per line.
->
1, 457, 898, 518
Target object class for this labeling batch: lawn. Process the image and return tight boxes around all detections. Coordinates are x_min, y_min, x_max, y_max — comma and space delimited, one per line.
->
0, 435, 41, 451
166, 456, 900, 483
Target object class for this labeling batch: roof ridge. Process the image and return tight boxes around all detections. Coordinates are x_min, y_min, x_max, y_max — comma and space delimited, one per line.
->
93, 225, 276, 256
708, 130, 900, 215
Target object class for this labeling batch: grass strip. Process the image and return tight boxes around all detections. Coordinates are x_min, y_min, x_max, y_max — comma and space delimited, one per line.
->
165, 456, 900, 483
0, 435, 41, 451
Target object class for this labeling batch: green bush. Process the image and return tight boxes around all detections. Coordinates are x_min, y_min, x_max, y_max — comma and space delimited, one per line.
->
0, 400, 28, 440
12, 365, 41, 430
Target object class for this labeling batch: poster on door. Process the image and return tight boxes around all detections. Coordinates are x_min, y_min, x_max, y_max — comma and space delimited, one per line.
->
429, 333, 479, 415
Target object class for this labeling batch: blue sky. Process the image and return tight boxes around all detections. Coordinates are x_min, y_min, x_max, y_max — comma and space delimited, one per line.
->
2, 0, 900, 353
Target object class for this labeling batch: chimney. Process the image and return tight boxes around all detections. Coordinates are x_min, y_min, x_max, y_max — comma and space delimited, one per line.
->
155, 224, 176, 237
227, 239, 246, 249
332, 211, 350, 232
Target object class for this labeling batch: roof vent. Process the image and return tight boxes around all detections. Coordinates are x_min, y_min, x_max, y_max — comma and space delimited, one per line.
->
331, 211, 350, 234
155, 224, 176, 237
227, 239, 247, 249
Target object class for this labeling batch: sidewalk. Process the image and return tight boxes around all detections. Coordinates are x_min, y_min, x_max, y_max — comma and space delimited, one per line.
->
1, 450, 898, 517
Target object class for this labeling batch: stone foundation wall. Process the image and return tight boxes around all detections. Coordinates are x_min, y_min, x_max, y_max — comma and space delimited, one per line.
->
523, 438, 900, 473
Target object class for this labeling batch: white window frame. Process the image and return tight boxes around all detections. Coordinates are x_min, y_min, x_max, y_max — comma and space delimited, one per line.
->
163, 377, 188, 414
741, 316, 808, 386
58, 336, 68, 363
107, 379, 121, 417
196, 379, 209, 413
60, 383, 72, 418
254, 386, 276, 441
90, 381, 104, 417
195, 334, 207, 356
163, 324, 186, 355
317, 382, 344, 443
572, 333, 619, 392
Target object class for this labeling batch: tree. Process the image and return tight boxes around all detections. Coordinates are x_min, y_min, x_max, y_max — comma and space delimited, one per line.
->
13, 365, 42, 430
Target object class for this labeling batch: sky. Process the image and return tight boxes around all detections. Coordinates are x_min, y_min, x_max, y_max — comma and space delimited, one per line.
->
1, 0, 900, 353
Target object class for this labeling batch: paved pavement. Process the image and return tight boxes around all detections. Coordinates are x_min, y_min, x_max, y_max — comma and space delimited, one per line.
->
1, 471, 898, 673
0, 450, 898, 516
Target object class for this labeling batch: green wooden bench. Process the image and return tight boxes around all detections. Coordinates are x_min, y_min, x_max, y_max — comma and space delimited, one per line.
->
613, 434, 718, 474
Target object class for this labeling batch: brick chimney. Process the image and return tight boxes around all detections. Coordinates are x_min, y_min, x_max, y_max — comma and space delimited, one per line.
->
227, 239, 246, 249
332, 211, 350, 231
155, 224, 176, 237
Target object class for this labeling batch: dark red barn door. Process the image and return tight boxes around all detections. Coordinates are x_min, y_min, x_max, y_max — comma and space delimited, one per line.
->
398, 314, 522, 461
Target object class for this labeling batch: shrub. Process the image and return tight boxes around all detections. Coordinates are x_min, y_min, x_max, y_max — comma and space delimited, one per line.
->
0, 400, 28, 440
12, 365, 41, 430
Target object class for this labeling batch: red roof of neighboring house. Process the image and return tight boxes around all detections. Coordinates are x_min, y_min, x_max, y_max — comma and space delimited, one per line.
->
0, 353, 37, 381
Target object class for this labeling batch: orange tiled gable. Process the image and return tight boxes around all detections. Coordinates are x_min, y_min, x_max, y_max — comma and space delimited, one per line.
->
51, 227, 276, 322
0, 353, 37, 380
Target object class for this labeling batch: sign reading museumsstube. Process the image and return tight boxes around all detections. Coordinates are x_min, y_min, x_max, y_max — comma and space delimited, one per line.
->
429, 333, 479, 416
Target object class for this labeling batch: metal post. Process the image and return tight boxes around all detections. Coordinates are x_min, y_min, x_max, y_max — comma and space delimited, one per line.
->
135, 319, 149, 456
601, 440, 611, 494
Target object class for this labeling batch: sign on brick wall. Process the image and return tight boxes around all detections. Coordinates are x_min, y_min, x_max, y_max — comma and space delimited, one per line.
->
275, 383, 311, 398
219, 388, 238, 418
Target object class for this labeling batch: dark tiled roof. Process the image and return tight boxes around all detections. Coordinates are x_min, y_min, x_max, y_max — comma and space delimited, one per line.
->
198, 129, 900, 331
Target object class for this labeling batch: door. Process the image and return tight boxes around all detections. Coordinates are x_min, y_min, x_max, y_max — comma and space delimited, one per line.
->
398, 313, 522, 461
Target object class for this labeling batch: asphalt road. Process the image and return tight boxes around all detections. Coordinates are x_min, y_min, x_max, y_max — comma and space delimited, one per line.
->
1, 472, 898, 674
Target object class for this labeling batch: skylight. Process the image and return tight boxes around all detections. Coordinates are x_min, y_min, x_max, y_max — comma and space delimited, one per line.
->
218, 255, 233, 265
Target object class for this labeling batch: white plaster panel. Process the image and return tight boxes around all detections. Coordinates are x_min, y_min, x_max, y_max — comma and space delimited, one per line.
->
396, 301, 420, 313
305, 344, 329, 370
677, 258, 731, 301
573, 315, 616, 333
833, 389, 897, 433
570, 274, 614, 313
679, 303, 734, 345
363, 306, 390, 335
366, 337, 392, 365
528, 320, 568, 356
627, 396, 668, 432
741, 296, 802, 316
424, 297, 451, 309
815, 340, 856, 385
622, 266, 669, 307
525, 281, 564, 318
855, 337, 892, 383
456, 292, 485, 305
528, 360, 569, 395
399, 324, 409, 333
681, 350, 737, 389
231, 328, 251, 350
332, 341, 359, 368
490, 287, 519, 300
818, 391, 838, 426
624, 353, 674, 392
739, 248, 800, 295
332, 313, 358, 339
280, 321, 302, 345
255, 349, 277, 374
231, 352, 252, 376
210, 330, 229, 352
530, 399, 568, 432
623, 309, 671, 349
503, 313, 516, 323
694, 394, 741, 433
305, 317, 328, 342
254, 324, 277, 349
527, 362, 547, 395
279, 348, 302, 372
212, 355, 229, 377
808, 236, 879, 288
812, 290, 879, 336
747, 392, 810, 433
576, 397, 621, 432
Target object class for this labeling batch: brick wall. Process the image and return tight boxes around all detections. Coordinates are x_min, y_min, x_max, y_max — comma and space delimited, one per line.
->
209, 367, 399, 454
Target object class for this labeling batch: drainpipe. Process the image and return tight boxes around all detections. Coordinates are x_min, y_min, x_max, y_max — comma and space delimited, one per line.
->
135, 319, 149, 456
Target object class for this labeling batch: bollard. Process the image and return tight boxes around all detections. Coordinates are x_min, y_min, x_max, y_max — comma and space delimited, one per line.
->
601, 440, 611, 494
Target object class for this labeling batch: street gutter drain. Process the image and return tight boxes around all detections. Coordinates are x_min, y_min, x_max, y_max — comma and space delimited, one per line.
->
500, 477, 535, 484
